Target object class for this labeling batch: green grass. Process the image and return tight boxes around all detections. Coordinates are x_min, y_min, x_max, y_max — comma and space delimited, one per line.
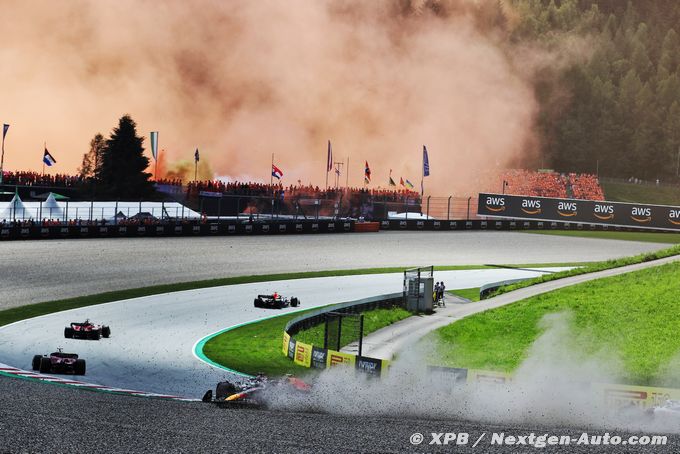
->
446, 288, 481, 302
429, 261, 680, 386
203, 306, 413, 376
602, 181, 680, 205
202, 310, 313, 377
295, 306, 412, 347
523, 230, 680, 244
489, 243, 680, 299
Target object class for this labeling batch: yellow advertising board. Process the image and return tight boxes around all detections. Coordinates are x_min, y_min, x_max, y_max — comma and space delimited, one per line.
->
594, 382, 680, 410
326, 350, 355, 368
282, 332, 290, 357
293, 341, 312, 368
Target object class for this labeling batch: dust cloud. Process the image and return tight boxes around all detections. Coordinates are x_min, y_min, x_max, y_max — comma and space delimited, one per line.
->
0, 1, 558, 194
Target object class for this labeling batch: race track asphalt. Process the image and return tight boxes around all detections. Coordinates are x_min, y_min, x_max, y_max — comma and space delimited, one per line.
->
0, 268, 563, 398
0, 231, 666, 308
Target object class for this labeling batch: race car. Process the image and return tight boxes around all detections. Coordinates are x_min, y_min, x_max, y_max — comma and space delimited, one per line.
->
253, 293, 300, 309
32, 348, 86, 375
64, 319, 111, 340
204, 374, 311, 407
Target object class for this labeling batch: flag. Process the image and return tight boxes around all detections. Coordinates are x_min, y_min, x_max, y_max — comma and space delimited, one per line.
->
364, 161, 371, 183
194, 148, 200, 162
423, 145, 430, 177
335, 167, 341, 176
405, 179, 414, 189
389, 169, 396, 187
2, 124, 8, 140
327, 140, 333, 172
272, 164, 283, 180
150, 131, 158, 160
43, 148, 56, 166
400, 177, 405, 187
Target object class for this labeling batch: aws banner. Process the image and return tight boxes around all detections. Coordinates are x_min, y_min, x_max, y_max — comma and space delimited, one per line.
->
478, 193, 680, 231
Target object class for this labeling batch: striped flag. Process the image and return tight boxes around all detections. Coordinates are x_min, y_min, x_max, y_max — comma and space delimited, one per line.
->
364, 161, 371, 184
405, 179, 414, 189
389, 169, 396, 187
272, 164, 283, 179
43, 148, 56, 166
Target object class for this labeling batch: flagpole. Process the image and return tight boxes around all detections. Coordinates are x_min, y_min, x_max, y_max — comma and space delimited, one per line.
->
0, 124, 6, 185
270, 152, 274, 188
42, 141, 46, 177
325, 141, 329, 190
346, 156, 349, 188
421, 147, 424, 197
194, 150, 198, 182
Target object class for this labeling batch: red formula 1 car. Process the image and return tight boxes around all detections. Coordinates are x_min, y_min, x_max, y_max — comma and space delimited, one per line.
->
253, 293, 300, 309
32, 348, 86, 375
64, 319, 111, 340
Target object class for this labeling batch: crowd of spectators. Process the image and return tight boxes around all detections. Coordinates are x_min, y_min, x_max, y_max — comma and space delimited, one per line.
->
1, 171, 84, 187
501, 170, 568, 198
186, 180, 420, 202
499, 170, 604, 201
569, 173, 605, 200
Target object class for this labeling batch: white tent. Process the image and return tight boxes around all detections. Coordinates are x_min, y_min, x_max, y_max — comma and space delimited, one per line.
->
0, 193, 28, 221
40, 193, 64, 219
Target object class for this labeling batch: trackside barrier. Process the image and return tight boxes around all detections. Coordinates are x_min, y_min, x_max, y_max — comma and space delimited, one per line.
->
0, 220, 355, 241
283, 293, 402, 377
3, 217, 674, 241
429, 366, 680, 410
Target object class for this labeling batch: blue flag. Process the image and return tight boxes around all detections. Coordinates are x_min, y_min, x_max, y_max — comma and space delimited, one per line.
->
423, 145, 430, 177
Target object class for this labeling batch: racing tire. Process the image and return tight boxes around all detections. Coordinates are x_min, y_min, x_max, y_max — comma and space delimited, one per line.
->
64, 327, 74, 338
102, 326, 111, 338
74, 359, 86, 375
291, 297, 299, 307
90, 330, 101, 340
39, 357, 51, 373
32, 355, 42, 371
254, 298, 262, 308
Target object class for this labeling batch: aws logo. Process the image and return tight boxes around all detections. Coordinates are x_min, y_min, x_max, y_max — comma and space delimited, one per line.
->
631, 207, 652, 223
594, 204, 614, 220
557, 201, 577, 217
521, 199, 541, 215
484, 196, 506, 212
668, 209, 680, 225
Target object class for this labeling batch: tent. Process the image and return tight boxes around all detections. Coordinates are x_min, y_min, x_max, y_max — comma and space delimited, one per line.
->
40, 193, 64, 219
0, 193, 28, 221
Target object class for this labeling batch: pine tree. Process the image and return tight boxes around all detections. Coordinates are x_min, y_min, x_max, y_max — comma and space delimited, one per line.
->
78, 133, 105, 179
99, 115, 155, 199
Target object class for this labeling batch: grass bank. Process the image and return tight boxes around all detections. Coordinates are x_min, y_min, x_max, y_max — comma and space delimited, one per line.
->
202, 306, 412, 377
489, 243, 680, 299
446, 288, 481, 302
602, 181, 680, 205
429, 261, 680, 386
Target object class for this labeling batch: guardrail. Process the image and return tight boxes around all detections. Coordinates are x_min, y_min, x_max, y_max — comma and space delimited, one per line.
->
283, 293, 403, 376
2, 216, 676, 241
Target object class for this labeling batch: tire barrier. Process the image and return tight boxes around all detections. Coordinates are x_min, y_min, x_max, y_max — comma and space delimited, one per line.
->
378, 218, 673, 232
283, 293, 403, 377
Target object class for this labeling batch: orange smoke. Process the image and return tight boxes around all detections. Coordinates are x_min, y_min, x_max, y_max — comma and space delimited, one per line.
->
0, 1, 550, 195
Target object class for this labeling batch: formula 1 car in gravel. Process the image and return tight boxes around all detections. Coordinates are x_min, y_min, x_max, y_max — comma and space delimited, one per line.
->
32, 348, 86, 375
64, 319, 111, 340
253, 293, 300, 309
203, 374, 310, 407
